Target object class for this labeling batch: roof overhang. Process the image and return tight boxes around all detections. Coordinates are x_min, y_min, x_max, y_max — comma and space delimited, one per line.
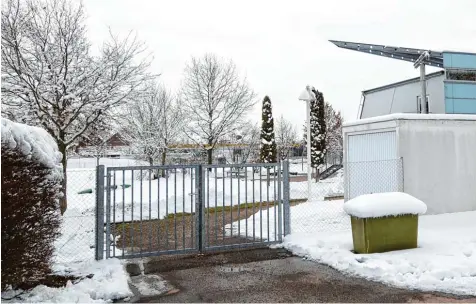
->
329, 40, 444, 68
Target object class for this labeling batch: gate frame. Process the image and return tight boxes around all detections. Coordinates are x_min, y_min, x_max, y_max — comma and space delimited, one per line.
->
95, 161, 291, 260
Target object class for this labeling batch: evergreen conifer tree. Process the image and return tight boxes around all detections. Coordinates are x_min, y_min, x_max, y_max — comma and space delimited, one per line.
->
310, 88, 326, 169
260, 96, 277, 163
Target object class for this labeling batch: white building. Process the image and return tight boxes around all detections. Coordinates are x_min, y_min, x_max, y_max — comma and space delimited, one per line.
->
359, 71, 446, 118
343, 114, 476, 214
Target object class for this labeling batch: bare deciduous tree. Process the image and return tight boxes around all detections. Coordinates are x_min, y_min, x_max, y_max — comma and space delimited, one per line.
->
180, 54, 256, 166
325, 102, 343, 164
275, 115, 297, 160
240, 122, 261, 163
1, 0, 153, 213
121, 82, 182, 172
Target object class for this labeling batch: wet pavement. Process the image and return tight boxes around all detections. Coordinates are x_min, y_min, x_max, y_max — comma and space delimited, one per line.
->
130, 249, 475, 303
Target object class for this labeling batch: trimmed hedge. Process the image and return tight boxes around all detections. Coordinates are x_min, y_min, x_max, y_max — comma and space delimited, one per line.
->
1, 147, 62, 290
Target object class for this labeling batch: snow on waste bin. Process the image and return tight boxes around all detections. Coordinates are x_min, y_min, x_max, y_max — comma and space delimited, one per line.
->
344, 192, 427, 254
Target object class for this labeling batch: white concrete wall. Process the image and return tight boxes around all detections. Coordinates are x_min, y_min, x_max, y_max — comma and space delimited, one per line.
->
343, 114, 476, 214
361, 74, 445, 118
398, 119, 476, 214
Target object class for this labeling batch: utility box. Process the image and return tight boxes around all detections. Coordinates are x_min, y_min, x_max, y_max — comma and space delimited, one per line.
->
344, 192, 427, 254
343, 114, 476, 215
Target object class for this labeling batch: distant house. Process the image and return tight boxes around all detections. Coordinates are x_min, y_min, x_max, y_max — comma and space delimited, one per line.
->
75, 132, 131, 157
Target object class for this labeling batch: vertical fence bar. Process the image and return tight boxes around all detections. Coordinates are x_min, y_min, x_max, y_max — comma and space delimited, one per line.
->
112, 170, 116, 257
266, 167, 270, 242
105, 169, 111, 259
237, 167, 241, 239
252, 168, 256, 242
174, 168, 177, 250
245, 168, 248, 241
206, 168, 210, 247
273, 165, 277, 242
222, 167, 225, 243
95, 165, 105, 260
214, 168, 218, 245
122, 170, 125, 258
259, 169, 263, 241
283, 160, 291, 236
190, 167, 194, 248
182, 169, 186, 251
149, 169, 152, 253
157, 171, 161, 249
165, 169, 169, 250
131, 170, 134, 254
277, 163, 283, 242
195, 165, 204, 252
230, 167, 233, 238
140, 169, 143, 256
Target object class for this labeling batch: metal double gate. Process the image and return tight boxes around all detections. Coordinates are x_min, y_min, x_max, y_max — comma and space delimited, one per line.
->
95, 162, 291, 260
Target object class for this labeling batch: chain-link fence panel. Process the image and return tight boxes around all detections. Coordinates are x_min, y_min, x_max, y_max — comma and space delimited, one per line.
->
54, 168, 97, 263
285, 162, 348, 234
345, 158, 404, 201
285, 158, 403, 235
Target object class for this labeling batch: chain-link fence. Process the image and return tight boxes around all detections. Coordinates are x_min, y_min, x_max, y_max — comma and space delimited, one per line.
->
345, 158, 404, 201
55, 168, 97, 263
56, 157, 403, 260
285, 158, 403, 235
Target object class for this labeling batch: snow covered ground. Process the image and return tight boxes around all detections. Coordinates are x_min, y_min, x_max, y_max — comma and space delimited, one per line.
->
269, 200, 476, 296
2, 259, 131, 303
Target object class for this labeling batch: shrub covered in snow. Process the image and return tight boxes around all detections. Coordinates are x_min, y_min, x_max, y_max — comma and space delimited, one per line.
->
1, 118, 63, 290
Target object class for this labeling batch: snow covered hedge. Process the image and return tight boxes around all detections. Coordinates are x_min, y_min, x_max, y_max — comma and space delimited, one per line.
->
1, 118, 63, 290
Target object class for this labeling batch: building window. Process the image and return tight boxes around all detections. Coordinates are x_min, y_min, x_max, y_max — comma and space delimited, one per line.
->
446, 70, 476, 81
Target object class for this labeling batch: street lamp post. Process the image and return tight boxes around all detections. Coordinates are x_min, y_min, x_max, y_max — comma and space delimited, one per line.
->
299, 85, 315, 200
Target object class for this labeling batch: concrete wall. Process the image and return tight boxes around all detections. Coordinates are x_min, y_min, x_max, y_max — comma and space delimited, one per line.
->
398, 119, 476, 214
361, 74, 445, 118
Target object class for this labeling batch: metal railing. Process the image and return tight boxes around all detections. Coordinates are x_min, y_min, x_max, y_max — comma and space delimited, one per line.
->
96, 162, 291, 259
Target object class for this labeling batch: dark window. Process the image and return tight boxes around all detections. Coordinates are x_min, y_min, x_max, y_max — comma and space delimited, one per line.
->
446, 70, 476, 81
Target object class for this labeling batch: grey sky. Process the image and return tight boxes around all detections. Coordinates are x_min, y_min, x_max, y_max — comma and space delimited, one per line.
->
83, 0, 476, 128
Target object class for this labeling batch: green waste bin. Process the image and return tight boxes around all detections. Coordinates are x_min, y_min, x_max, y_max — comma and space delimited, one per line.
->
350, 214, 419, 254
344, 192, 426, 254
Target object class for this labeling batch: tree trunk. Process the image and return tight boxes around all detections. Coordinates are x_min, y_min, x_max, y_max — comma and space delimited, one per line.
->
161, 151, 166, 178
58, 143, 68, 215
207, 148, 213, 171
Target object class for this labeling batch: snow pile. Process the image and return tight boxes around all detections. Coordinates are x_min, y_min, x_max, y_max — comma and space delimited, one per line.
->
279, 200, 476, 296
344, 192, 427, 218
1, 259, 132, 303
1, 118, 63, 179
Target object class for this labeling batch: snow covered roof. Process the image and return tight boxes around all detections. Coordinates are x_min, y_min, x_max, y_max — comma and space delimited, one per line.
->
1, 118, 63, 178
344, 113, 476, 128
344, 192, 427, 218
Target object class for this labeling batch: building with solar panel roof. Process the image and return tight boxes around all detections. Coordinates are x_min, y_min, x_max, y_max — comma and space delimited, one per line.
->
330, 41, 476, 118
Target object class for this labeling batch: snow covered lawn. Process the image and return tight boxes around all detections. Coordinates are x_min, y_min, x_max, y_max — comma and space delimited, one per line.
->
278, 200, 476, 296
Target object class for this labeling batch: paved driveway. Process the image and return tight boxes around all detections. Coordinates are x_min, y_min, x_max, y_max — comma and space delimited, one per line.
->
131, 249, 475, 303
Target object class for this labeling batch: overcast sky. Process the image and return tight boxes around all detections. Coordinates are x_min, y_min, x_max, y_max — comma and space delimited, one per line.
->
83, 0, 476, 128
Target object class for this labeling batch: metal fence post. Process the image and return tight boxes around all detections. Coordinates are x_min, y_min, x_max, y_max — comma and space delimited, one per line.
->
95, 165, 105, 260
195, 165, 204, 253
282, 160, 291, 236
105, 169, 111, 259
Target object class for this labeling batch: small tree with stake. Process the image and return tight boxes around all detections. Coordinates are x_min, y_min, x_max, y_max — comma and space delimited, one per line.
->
310, 88, 326, 181
260, 96, 277, 185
